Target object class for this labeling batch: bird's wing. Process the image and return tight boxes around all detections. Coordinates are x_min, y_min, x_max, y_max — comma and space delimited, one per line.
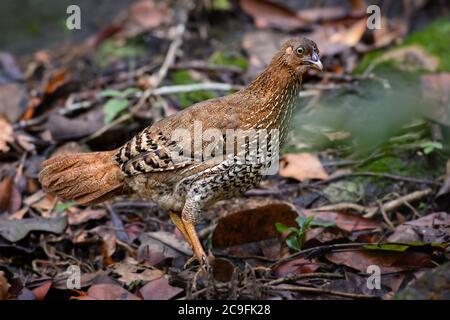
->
115, 96, 243, 176
115, 126, 191, 176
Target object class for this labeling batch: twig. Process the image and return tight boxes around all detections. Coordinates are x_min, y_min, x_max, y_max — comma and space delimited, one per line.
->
309, 188, 432, 219
153, 82, 243, 95
214, 252, 277, 263
266, 273, 344, 286
268, 284, 379, 299
309, 202, 368, 213
271, 243, 371, 269
363, 188, 432, 218
310, 171, 438, 187
377, 200, 395, 230
84, 16, 187, 142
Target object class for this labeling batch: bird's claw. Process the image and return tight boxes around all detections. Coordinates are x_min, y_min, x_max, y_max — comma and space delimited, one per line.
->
183, 254, 211, 272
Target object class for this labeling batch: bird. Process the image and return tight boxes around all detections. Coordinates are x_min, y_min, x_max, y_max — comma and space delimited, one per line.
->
39, 38, 322, 270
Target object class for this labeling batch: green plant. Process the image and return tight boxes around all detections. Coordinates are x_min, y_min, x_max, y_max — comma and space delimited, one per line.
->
419, 140, 443, 154
101, 88, 139, 123
275, 216, 335, 251
54, 200, 76, 213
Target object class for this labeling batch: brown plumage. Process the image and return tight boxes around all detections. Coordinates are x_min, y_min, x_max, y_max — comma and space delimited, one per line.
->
39, 38, 322, 269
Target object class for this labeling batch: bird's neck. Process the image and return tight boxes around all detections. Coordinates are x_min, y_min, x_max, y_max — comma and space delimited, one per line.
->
241, 61, 302, 143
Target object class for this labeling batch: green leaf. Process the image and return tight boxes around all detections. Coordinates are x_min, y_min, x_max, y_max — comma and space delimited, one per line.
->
421, 141, 443, 154
310, 219, 336, 228
275, 222, 288, 233
122, 87, 140, 97
364, 242, 449, 252
100, 89, 125, 98
286, 234, 301, 251
296, 216, 314, 229
54, 201, 76, 213
364, 243, 410, 252
103, 98, 129, 123
101, 88, 139, 98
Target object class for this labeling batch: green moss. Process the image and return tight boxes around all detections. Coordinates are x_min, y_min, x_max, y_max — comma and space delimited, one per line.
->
357, 154, 443, 179
209, 51, 249, 70
170, 70, 218, 108
357, 16, 450, 73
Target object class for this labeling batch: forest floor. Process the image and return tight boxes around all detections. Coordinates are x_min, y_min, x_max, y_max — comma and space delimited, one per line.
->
0, 0, 449, 300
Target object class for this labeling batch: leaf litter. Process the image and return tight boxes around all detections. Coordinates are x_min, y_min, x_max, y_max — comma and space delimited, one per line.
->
0, 0, 449, 301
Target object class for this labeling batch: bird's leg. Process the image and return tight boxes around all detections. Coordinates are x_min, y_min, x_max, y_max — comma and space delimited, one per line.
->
181, 205, 209, 271
169, 212, 191, 245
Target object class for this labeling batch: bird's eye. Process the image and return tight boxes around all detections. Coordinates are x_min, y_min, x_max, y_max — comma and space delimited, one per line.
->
296, 47, 304, 55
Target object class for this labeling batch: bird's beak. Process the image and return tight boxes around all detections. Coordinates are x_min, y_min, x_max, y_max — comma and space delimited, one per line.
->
310, 58, 323, 72
306, 52, 323, 72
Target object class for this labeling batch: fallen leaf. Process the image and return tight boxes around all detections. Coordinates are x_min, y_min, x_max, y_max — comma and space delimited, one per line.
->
302, 210, 379, 233
46, 112, 104, 141
238, 0, 305, 31
44, 69, 69, 95
394, 261, 450, 300
121, 0, 173, 37
0, 115, 14, 153
0, 271, 10, 299
212, 202, 298, 248
279, 153, 329, 181
388, 212, 449, 243
242, 30, 288, 76
144, 231, 193, 256
329, 19, 366, 48
83, 283, 141, 300
212, 258, 235, 282
326, 249, 434, 274
322, 181, 364, 203
0, 216, 68, 242
273, 257, 320, 277
0, 51, 24, 83
0, 176, 14, 212
139, 277, 183, 300
110, 259, 163, 286
31, 280, 52, 300
296, 7, 348, 23
68, 209, 107, 225
0, 83, 27, 123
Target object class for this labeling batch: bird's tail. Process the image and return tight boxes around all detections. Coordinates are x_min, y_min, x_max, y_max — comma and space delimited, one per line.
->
39, 150, 126, 205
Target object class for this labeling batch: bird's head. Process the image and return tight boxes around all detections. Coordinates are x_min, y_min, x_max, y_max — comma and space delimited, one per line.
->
278, 38, 322, 74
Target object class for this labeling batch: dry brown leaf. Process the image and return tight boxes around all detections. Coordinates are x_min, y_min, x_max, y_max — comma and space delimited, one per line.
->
326, 250, 434, 274
138, 277, 183, 300
0, 115, 13, 153
330, 18, 366, 47
296, 7, 348, 23
31, 280, 52, 300
122, 0, 173, 37
83, 283, 141, 300
274, 257, 320, 277
110, 259, 163, 286
0, 271, 10, 300
242, 30, 288, 76
302, 210, 379, 232
279, 153, 329, 181
239, 0, 305, 31
0, 176, 21, 214
388, 212, 449, 243
0, 83, 27, 123
212, 202, 298, 248
67, 209, 107, 225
